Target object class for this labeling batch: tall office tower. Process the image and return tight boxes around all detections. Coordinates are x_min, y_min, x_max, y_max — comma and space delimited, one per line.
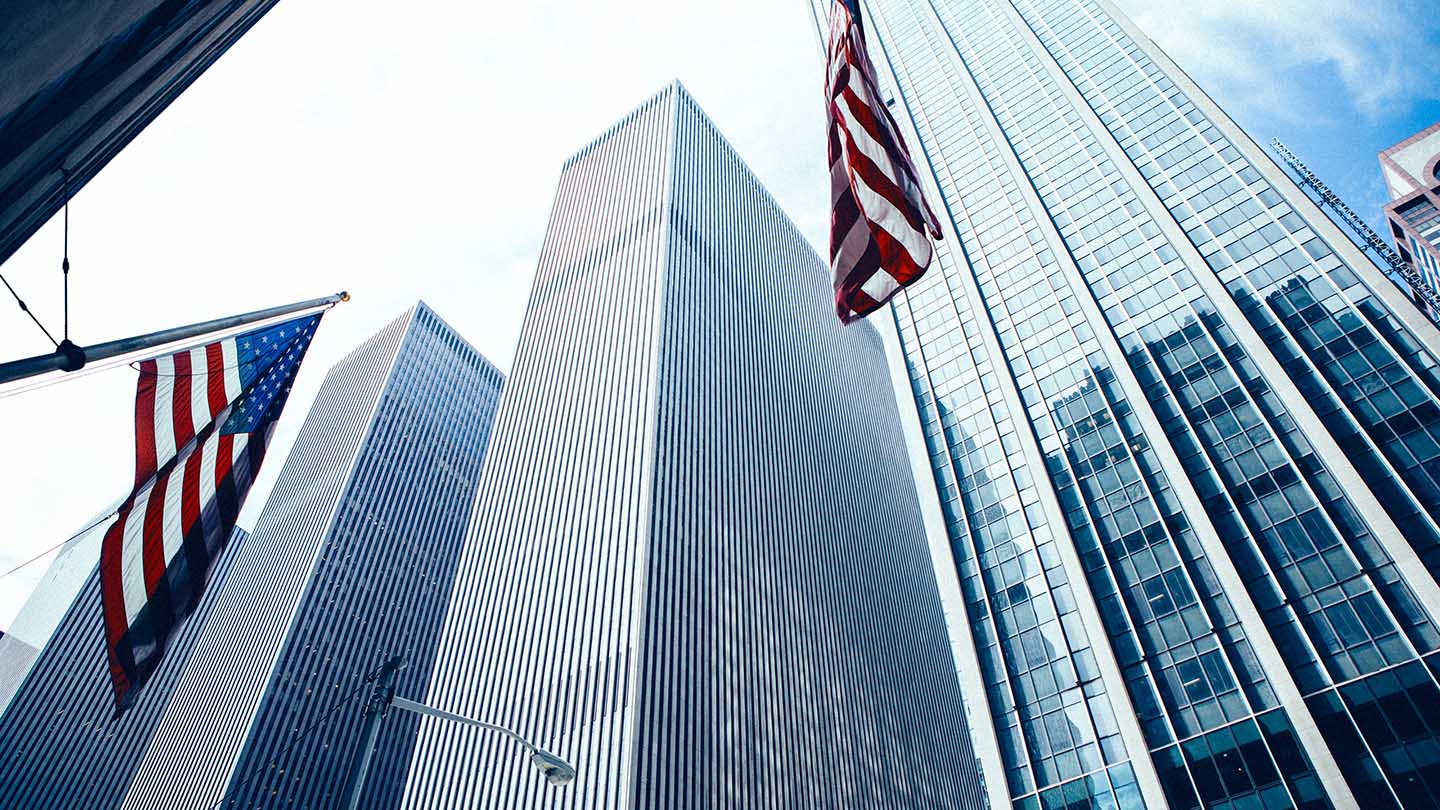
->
0, 526, 246, 809
120, 303, 503, 810
0, 506, 117, 714
1380, 124, 1440, 303
398, 82, 984, 810
805, 2, 1440, 809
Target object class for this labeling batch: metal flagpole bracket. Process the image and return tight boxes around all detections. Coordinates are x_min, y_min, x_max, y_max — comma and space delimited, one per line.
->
0, 290, 348, 387
55, 339, 85, 372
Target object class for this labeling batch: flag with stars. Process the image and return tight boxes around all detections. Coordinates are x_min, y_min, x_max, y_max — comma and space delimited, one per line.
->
100, 312, 322, 711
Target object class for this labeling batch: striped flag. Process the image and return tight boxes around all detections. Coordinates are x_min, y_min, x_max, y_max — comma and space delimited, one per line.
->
100, 313, 321, 711
827, 0, 941, 323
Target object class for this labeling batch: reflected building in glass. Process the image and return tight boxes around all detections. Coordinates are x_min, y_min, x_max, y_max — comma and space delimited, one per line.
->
1379, 124, 1440, 313
398, 82, 985, 810
806, 1, 1440, 809
120, 303, 503, 810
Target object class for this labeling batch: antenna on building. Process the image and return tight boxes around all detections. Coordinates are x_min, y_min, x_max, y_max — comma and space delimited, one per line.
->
1269, 139, 1440, 317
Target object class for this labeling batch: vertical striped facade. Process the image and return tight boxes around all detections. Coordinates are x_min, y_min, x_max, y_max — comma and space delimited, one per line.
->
0, 503, 119, 716
804, 1, 1440, 809
0, 527, 246, 810
119, 303, 503, 810
399, 82, 985, 810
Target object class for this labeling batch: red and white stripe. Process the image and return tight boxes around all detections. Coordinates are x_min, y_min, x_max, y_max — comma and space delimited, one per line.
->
110, 426, 250, 627
826, 0, 941, 323
133, 337, 241, 487
97, 313, 321, 710
100, 331, 270, 709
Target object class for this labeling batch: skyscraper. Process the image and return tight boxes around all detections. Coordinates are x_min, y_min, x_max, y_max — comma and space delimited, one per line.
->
121, 303, 503, 810
398, 82, 984, 810
0, 504, 118, 715
805, 2, 1440, 809
1379, 123, 1440, 305
0, 526, 246, 810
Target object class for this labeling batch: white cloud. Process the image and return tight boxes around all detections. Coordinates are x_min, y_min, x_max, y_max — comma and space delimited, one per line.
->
1114, 0, 1438, 123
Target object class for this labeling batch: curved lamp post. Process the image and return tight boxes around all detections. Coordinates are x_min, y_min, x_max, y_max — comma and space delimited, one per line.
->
341, 656, 575, 810
391, 695, 577, 786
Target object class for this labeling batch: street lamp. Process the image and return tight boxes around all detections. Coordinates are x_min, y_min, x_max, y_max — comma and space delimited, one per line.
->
391, 695, 577, 786
341, 656, 575, 810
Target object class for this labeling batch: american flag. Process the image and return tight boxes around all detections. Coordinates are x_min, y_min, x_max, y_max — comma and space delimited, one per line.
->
100, 312, 321, 711
826, 0, 941, 323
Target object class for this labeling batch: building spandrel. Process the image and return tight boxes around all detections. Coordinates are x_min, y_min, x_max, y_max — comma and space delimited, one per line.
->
805, 1, 1440, 808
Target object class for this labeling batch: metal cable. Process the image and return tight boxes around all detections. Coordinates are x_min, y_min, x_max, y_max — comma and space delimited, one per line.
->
62, 174, 70, 342
0, 508, 119, 579
0, 272, 58, 348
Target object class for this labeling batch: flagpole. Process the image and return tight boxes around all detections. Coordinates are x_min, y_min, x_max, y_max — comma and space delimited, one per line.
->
0, 291, 349, 386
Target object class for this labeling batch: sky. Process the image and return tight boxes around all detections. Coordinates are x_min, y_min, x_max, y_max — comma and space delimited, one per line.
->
0, 0, 1437, 631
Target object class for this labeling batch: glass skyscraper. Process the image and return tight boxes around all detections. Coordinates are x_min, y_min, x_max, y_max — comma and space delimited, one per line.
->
120, 303, 503, 810
398, 82, 985, 810
0, 526, 246, 810
806, 1, 1440, 809
1379, 124, 1440, 310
